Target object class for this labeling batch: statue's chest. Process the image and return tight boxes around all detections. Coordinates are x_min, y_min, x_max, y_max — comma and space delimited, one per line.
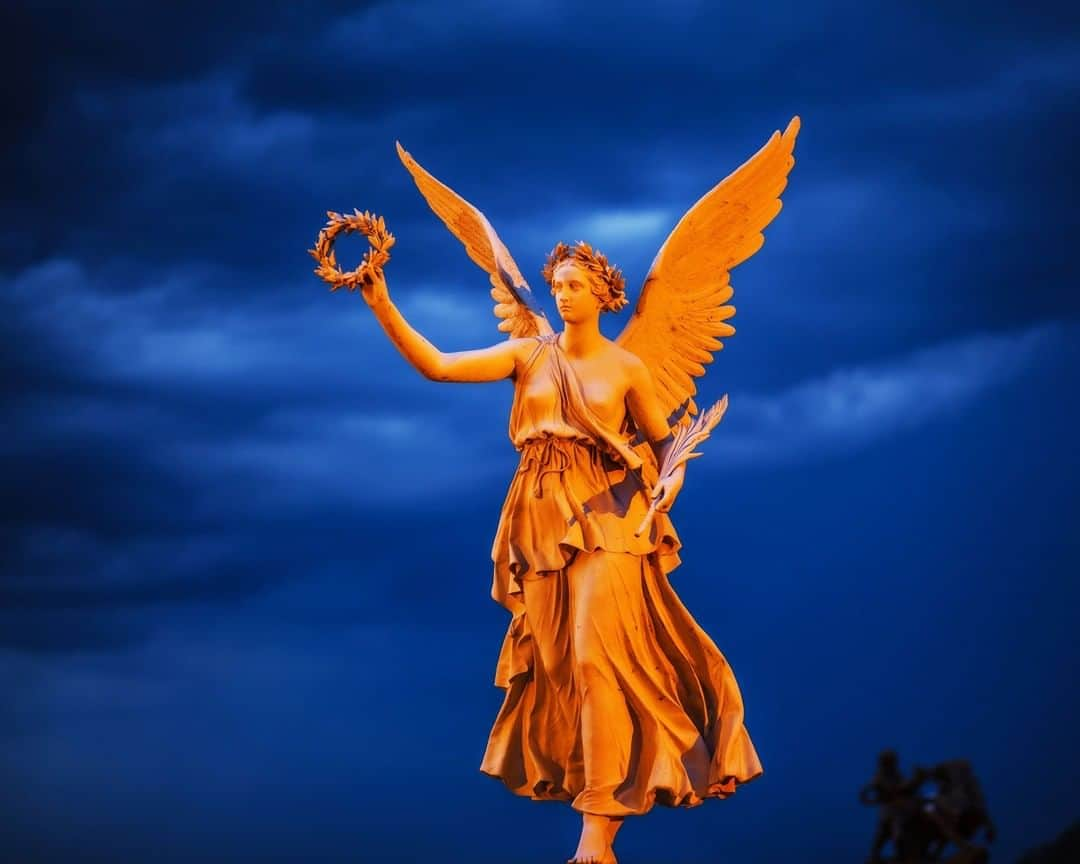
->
517, 345, 628, 429
574, 368, 625, 422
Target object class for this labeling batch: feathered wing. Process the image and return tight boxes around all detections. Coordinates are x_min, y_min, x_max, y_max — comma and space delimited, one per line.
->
396, 142, 553, 339
617, 116, 800, 436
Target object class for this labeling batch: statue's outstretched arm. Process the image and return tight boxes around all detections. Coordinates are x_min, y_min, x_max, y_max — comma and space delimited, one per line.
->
362, 268, 527, 383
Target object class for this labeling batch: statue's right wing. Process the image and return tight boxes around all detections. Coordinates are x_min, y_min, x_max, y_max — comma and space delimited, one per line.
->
616, 116, 800, 430
396, 142, 553, 339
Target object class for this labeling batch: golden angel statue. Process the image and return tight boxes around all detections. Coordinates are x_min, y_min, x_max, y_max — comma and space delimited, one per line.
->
349, 117, 799, 864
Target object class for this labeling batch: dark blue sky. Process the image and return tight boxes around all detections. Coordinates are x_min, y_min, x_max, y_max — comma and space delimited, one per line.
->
3, 2, 1078, 862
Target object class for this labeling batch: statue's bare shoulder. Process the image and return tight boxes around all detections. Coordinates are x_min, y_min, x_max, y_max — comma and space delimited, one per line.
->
611, 341, 647, 388
507, 335, 543, 379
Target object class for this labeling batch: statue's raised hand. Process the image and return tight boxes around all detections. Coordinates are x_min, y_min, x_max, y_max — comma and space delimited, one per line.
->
359, 266, 389, 309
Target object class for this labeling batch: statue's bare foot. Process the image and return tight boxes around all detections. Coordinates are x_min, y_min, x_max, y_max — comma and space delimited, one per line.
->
568, 814, 614, 864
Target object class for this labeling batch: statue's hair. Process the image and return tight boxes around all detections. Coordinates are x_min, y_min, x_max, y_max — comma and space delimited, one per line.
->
541, 241, 628, 314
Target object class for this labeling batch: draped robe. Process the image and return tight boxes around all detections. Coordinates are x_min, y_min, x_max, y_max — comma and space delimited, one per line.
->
479, 332, 763, 815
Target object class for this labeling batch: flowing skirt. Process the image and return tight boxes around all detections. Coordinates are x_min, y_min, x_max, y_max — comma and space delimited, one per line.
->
481, 437, 763, 815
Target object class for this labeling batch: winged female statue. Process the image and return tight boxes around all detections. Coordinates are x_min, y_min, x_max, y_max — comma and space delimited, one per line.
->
351, 117, 800, 864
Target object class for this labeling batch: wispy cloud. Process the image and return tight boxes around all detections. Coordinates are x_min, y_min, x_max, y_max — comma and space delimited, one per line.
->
883, 46, 1080, 123
4, 257, 423, 389
505, 205, 676, 282
4, 251, 1071, 626
9, 258, 1068, 508
565, 208, 674, 248
71, 71, 449, 196
163, 401, 513, 514
133, 77, 315, 169
5, 525, 261, 598
787, 171, 1010, 254
713, 320, 1068, 466
5, 256, 517, 519
331, 0, 559, 59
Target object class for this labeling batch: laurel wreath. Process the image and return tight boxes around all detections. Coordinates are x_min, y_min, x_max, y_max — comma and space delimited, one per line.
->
308, 209, 395, 292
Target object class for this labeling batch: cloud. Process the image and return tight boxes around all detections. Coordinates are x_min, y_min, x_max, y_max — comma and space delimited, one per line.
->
77, 71, 448, 190
163, 399, 513, 516
712, 320, 1069, 466
786, 171, 1010, 255
882, 46, 1080, 123
557, 208, 675, 251
120, 76, 316, 171
330, 0, 559, 59
1, 253, 514, 636
3, 256, 429, 391
4, 256, 517, 533
7, 257, 1069, 532
399, 284, 518, 345
2, 8, 1078, 861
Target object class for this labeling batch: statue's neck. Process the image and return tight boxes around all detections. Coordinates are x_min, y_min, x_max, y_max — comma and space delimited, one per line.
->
557, 321, 604, 359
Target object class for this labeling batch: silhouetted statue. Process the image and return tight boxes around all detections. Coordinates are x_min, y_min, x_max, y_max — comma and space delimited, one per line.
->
859, 751, 993, 863
860, 749, 926, 861
922, 759, 995, 856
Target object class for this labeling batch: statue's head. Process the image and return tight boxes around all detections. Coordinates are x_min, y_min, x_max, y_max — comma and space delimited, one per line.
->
876, 749, 899, 772
542, 241, 628, 321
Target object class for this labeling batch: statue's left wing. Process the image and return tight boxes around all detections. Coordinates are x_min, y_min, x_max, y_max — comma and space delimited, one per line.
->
617, 116, 800, 431
396, 142, 553, 339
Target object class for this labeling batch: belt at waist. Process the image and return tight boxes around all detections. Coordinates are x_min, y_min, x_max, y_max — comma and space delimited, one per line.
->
516, 435, 598, 498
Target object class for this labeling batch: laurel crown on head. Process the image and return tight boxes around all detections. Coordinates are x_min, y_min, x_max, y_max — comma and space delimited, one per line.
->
542, 241, 629, 313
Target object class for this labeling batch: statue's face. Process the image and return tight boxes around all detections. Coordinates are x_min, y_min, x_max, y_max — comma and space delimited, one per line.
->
552, 261, 602, 323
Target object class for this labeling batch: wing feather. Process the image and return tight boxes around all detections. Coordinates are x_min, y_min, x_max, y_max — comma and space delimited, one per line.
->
396, 142, 553, 339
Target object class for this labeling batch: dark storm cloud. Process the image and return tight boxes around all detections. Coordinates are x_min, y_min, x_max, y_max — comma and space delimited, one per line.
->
1, 0, 375, 167
4, 0, 1074, 297
3, 0, 1078, 638
1, 0, 1074, 621
2, 4, 1079, 861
